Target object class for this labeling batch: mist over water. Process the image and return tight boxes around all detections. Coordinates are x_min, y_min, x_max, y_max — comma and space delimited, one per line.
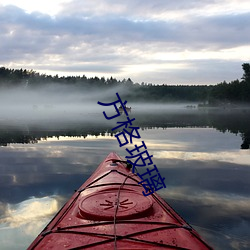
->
0, 84, 250, 249
0, 84, 198, 126
1, 84, 250, 149
0, 85, 100, 121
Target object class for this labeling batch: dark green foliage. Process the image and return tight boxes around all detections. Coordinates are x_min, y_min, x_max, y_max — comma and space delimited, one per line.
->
209, 63, 250, 104
0, 63, 250, 104
242, 63, 250, 82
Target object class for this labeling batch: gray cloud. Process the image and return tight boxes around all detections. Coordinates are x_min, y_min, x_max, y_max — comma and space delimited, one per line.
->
1, 4, 249, 47
0, 1, 249, 84
41, 64, 121, 74
185, 13, 250, 49
59, 0, 216, 18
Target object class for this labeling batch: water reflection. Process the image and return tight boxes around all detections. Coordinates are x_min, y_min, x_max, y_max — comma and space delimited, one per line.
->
0, 108, 250, 249
0, 107, 250, 149
0, 196, 62, 250
0, 196, 59, 228
155, 150, 250, 166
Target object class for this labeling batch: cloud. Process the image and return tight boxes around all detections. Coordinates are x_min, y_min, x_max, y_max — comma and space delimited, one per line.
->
158, 186, 250, 216
154, 150, 250, 166
3, 5, 247, 49
0, 196, 59, 229
58, 0, 242, 19
0, 1, 250, 84
0, 196, 61, 249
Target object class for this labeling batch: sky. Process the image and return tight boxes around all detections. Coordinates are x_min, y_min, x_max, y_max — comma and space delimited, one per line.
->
0, 0, 250, 85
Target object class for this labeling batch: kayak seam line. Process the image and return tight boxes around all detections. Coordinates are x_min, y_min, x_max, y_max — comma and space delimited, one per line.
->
38, 171, 139, 243
39, 191, 82, 240
27, 153, 213, 250
151, 194, 213, 249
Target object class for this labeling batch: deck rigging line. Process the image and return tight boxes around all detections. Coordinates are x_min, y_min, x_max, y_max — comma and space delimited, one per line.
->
113, 171, 136, 249
34, 160, 212, 250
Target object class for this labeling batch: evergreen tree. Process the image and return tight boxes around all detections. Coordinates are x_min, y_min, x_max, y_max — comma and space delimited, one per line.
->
242, 63, 250, 83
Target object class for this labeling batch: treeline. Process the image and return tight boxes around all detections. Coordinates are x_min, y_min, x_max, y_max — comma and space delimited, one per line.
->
1, 109, 250, 148
0, 63, 249, 104
208, 63, 250, 105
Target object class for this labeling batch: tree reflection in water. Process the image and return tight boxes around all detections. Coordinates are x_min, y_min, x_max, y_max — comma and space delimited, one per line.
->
0, 108, 249, 149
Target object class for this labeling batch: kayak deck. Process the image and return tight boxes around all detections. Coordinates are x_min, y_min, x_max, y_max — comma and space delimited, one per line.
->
28, 152, 213, 249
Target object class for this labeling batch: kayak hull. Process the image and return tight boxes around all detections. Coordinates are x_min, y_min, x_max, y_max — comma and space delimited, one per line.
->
28, 152, 213, 249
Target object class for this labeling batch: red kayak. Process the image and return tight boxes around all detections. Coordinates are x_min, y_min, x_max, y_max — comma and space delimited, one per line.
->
28, 152, 213, 249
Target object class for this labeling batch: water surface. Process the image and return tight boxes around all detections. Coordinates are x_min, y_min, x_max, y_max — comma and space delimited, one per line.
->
0, 105, 250, 249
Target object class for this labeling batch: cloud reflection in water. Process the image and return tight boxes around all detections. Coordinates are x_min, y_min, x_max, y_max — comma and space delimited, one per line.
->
154, 150, 250, 166
0, 127, 249, 249
0, 196, 61, 250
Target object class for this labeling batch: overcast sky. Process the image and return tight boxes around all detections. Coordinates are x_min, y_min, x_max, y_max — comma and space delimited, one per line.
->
0, 0, 250, 85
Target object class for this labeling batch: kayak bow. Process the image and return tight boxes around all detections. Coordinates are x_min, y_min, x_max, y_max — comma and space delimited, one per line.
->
28, 152, 213, 249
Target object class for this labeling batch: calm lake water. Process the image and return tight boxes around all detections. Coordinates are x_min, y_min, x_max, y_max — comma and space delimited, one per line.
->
0, 104, 250, 249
